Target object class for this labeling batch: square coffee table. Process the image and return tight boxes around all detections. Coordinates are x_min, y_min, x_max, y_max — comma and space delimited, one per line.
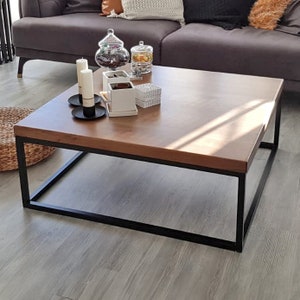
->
14, 65, 283, 252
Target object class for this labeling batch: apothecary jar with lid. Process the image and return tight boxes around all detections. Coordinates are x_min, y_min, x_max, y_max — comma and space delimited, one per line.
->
95, 28, 130, 70
130, 41, 153, 75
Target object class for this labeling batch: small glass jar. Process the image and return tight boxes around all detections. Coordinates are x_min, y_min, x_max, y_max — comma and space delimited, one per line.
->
131, 41, 153, 75
95, 28, 129, 70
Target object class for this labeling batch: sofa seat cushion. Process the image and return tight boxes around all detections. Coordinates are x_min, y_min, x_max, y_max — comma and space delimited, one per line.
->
161, 23, 300, 82
12, 13, 181, 65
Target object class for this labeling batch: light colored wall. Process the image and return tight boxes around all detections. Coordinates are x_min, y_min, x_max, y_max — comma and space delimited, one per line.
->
10, 0, 19, 22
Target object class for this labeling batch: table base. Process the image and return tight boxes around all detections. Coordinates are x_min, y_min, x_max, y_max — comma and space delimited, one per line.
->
15, 100, 281, 253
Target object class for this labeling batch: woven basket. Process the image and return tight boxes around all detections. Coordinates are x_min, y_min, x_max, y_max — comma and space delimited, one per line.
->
0, 107, 55, 172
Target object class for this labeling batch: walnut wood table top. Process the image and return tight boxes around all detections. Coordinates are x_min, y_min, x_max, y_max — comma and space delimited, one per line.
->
14, 65, 283, 173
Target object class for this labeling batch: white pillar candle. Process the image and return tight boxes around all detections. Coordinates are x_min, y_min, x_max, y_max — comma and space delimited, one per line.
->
81, 69, 94, 107
76, 58, 88, 94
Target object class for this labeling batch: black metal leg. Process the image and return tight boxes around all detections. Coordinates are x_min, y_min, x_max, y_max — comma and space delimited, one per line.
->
242, 97, 281, 245
260, 97, 281, 151
15, 137, 31, 207
273, 97, 281, 147
236, 174, 246, 252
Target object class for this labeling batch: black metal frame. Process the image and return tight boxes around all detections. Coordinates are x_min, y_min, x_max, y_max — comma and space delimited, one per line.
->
0, 0, 14, 64
15, 100, 281, 252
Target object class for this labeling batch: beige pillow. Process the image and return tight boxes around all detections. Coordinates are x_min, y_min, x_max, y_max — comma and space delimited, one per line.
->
101, 0, 123, 16
249, 0, 293, 30
118, 0, 185, 25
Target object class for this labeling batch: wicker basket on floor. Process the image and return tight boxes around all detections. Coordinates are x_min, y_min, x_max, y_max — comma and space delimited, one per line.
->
0, 107, 55, 172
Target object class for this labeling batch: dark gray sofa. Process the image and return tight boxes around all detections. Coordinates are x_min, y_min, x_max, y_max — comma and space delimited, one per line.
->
12, 0, 300, 92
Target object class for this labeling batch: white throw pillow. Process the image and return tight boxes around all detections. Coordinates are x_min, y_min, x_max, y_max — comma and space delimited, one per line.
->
118, 0, 185, 25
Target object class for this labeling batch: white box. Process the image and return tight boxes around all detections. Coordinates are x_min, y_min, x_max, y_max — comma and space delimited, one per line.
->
107, 82, 137, 116
135, 83, 161, 108
102, 70, 130, 92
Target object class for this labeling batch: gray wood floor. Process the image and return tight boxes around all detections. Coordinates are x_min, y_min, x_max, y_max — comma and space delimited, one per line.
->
0, 59, 300, 300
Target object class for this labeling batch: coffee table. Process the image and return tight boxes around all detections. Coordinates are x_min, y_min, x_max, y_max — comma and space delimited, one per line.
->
14, 65, 283, 252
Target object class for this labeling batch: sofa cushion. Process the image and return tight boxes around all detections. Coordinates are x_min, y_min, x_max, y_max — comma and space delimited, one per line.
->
276, 0, 300, 35
183, 0, 255, 29
249, 0, 293, 30
118, 0, 185, 25
161, 23, 300, 82
101, 0, 123, 16
63, 0, 101, 14
12, 13, 181, 65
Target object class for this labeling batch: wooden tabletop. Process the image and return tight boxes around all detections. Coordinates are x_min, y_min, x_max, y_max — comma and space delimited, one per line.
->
14, 65, 283, 173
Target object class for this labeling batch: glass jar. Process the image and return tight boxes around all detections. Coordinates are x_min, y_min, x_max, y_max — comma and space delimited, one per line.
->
131, 41, 153, 75
95, 28, 129, 70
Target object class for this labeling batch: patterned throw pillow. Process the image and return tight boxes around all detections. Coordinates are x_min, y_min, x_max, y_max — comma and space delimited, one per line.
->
183, 0, 255, 30
118, 0, 185, 25
249, 0, 293, 30
101, 0, 123, 16
64, 0, 101, 14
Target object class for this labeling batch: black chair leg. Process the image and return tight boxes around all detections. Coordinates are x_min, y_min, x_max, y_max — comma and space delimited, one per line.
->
17, 57, 32, 78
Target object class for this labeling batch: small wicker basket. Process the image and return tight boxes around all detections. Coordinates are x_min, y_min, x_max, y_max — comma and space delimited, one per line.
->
135, 83, 161, 108
0, 107, 55, 172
